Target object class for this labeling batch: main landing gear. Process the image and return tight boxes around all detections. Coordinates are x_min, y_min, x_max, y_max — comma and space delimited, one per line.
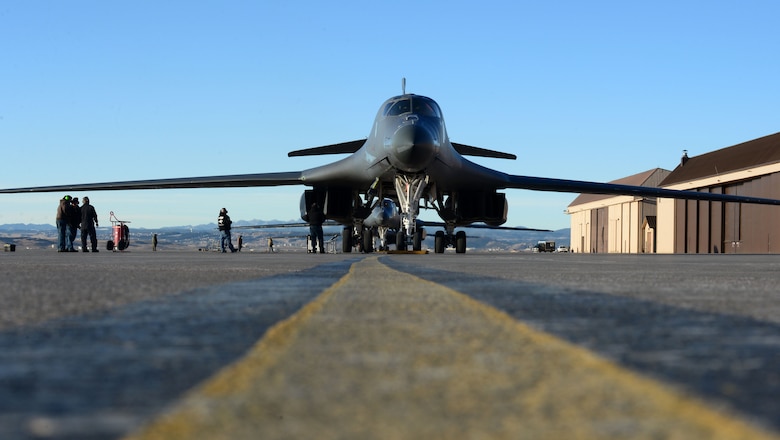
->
342, 225, 382, 253
433, 230, 466, 254
395, 227, 425, 252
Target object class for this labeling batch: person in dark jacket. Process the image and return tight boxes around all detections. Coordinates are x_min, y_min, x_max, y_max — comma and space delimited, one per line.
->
56, 195, 71, 252
217, 208, 237, 253
80, 196, 99, 252
67, 197, 81, 252
307, 202, 325, 254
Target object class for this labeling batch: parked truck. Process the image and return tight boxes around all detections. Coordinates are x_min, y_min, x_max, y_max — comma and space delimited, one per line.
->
535, 240, 556, 252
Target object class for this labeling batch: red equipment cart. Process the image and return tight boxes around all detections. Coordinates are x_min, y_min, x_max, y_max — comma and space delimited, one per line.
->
106, 211, 131, 251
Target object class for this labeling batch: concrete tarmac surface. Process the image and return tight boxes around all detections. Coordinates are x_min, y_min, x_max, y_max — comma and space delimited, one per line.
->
1, 250, 780, 439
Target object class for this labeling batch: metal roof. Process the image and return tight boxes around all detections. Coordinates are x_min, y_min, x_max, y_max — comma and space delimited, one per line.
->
660, 131, 780, 186
568, 168, 670, 207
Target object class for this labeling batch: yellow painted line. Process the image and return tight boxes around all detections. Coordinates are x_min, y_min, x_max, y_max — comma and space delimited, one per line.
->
126, 256, 778, 440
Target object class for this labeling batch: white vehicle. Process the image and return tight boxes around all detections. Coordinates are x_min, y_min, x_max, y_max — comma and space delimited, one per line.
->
556, 245, 569, 253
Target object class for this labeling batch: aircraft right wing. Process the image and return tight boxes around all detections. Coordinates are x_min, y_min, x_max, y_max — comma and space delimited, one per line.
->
0, 171, 305, 194
420, 220, 552, 232
288, 140, 366, 157
502, 174, 780, 206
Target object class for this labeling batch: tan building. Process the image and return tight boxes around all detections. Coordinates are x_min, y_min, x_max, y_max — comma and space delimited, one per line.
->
566, 168, 671, 254
657, 132, 780, 254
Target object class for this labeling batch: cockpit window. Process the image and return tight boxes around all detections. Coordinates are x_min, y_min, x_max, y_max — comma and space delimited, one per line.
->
383, 97, 442, 118
412, 98, 441, 117
385, 99, 411, 116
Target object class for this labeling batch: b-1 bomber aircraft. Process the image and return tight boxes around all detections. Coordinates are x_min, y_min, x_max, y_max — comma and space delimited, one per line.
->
4, 85, 780, 253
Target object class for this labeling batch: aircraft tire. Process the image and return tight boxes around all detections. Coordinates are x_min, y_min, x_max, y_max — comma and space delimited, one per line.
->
342, 227, 352, 253
434, 231, 445, 253
362, 228, 373, 253
413, 228, 423, 251
455, 231, 467, 254
396, 230, 406, 251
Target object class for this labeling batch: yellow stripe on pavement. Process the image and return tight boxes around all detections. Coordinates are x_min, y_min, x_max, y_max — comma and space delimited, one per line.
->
126, 256, 778, 440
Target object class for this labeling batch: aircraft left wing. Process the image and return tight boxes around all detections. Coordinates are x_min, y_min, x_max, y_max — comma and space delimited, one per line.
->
502, 174, 780, 206
233, 220, 341, 229
0, 172, 304, 194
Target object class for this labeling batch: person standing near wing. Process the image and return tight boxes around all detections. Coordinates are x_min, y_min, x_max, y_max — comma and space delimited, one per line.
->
80, 196, 99, 252
217, 208, 237, 253
66, 197, 81, 251
307, 202, 325, 254
56, 195, 70, 252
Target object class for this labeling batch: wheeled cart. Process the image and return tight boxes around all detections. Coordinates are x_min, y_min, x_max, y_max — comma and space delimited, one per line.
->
106, 211, 131, 251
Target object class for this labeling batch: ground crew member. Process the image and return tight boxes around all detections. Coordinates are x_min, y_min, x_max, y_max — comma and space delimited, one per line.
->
67, 197, 81, 251
56, 196, 70, 252
307, 202, 325, 254
217, 208, 237, 253
80, 196, 99, 252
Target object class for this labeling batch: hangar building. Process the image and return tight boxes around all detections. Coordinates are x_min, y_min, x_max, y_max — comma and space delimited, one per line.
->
567, 131, 780, 254
657, 132, 780, 254
566, 168, 670, 254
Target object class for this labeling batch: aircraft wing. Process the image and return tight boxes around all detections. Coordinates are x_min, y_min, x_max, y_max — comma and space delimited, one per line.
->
452, 143, 517, 160
502, 174, 780, 206
288, 140, 366, 157
233, 220, 341, 229
0, 171, 304, 194
421, 220, 552, 232
286, 140, 518, 160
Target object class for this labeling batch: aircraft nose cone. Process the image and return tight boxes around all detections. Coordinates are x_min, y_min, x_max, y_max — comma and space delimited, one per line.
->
390, 123, 437, 172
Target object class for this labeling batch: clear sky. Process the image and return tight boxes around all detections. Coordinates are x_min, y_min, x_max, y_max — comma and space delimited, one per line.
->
2, 1, 779, 229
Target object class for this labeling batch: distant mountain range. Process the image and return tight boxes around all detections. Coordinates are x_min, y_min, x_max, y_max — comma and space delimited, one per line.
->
0, 222, 570, 252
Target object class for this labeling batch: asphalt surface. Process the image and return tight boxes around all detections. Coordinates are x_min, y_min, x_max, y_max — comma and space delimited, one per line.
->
1, 249, 780, 439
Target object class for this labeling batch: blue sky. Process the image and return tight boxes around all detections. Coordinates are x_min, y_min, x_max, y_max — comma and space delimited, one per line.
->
2, 1, 779, 229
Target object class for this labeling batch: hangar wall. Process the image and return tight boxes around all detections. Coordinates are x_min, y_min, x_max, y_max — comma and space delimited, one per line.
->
567, 196, 659, 253
658, 167, 780, 253
567, 168, 667, 254
569, 132, 780, 254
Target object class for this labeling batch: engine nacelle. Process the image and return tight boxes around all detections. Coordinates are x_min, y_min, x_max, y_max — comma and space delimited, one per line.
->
454, 191, 508, 226
299, 188, 354, 223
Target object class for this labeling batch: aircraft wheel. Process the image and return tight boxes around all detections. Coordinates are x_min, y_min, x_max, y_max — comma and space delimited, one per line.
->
413, 228, 423, 251
396, 230, 406, 251
434, 231, 445, 253
362, 228, 373, 253
342, 227, 352, 253
455, 231, 467, 254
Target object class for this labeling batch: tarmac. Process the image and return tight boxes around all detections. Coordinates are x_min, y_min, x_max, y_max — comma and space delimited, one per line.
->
2, 249, 780, 439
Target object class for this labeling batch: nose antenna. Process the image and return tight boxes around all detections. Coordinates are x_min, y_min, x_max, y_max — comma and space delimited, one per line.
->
402, 77, 406, 95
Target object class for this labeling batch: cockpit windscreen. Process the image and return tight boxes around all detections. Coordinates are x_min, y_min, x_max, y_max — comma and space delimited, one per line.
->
383, 97, 441, 118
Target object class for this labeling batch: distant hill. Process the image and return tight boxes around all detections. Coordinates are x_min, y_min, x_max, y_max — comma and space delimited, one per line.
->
0, 222, 569, 252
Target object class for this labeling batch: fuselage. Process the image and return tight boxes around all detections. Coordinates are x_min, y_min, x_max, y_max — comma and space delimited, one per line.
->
300, 94, 506, 190
298, 94, 511, 236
